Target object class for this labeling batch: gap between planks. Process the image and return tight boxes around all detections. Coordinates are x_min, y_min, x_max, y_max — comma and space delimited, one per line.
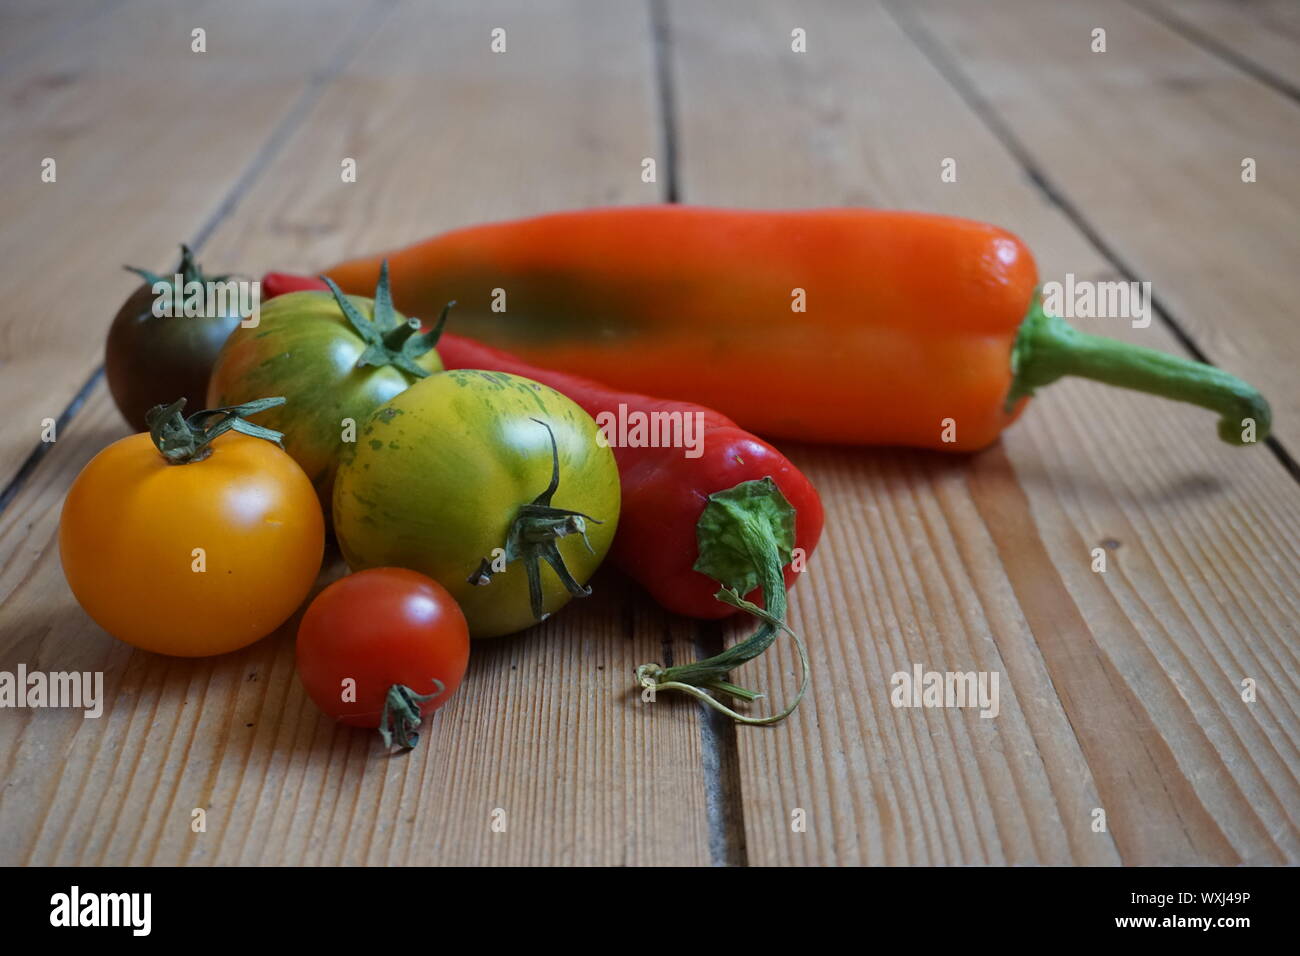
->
0, 0, 398, 518
1125, 0, 1300, 102
650, 0, 747, 865
671, 0, 1299, 864
6, 0, 1294, 865
1, 0, 744, 868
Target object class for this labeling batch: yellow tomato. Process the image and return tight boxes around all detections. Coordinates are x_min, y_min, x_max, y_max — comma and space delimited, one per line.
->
59, 430, 324, 657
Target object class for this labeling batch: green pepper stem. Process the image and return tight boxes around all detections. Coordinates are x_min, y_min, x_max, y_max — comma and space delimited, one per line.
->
635, 555, 809, 726
635, 478, 809, 726
636, 587, 809, 727
1008, 300, 1271, 445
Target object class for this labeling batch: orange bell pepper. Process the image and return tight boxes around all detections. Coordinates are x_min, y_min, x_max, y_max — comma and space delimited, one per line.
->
326, 206, 1270, 450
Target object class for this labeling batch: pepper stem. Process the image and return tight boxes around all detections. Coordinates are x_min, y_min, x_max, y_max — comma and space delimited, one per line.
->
635, 478, 809, 726
378, 681, 445, 750
1007, 300, 1271, 445
466, 419, 602, 622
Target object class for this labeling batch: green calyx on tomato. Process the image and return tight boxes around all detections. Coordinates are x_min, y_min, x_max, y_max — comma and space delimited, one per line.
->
146, 395, 286, 464
467, 418, 603, 622
295, 567, 470, 750
379, 681, 446, 749
207, 260, 452, 507
332, 370, 620, 639
107, 244, 245, 432
61, 399, 325, 658
319, 261, 452, 379
635, 478, 810, 725
124, 243, 229, 289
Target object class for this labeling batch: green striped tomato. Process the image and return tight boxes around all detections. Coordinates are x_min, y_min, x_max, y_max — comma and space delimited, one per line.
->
333, 370, 620, 638
207, 282, 443, 506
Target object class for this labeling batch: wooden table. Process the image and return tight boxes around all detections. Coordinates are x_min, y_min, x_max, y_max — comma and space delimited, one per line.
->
1, 0, 1296, 866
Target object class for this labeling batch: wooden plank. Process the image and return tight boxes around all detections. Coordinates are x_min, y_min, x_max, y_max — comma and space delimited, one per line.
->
205, 0, 665, 273
1133, 0, 1300, 92
902, 0, 1300, 440
0, 0, 711, 866
0, 0, 378, 489
0, 384, 708, 865
666, 0, 1299, 864
0, 1, 123, 68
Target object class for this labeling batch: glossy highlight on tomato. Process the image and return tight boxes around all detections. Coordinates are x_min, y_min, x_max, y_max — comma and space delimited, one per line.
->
296, 567, 470, 749
60, 430, 325, 657
333, 369, 620, 638
208, 267, 444, 508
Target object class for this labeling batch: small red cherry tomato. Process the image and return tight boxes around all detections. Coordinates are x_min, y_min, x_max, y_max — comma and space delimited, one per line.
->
296, 567, 470, 749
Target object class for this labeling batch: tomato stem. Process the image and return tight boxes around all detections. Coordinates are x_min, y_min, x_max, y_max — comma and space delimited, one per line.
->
466, 419, 602, 622
378, 681, 446, 750
124, 243, 230, 290
380, 317, 422, 352
319, 260, 453, 381
146, 396, 286, 464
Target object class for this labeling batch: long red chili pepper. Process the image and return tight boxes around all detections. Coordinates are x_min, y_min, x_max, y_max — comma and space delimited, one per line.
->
263, 272, 823, 723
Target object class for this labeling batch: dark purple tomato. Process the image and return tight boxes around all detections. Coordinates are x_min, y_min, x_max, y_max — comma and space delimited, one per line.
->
105, 244, 244, 430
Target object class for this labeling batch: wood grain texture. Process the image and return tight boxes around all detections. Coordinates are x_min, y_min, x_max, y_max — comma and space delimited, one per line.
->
904, 0, 1300, 438
0, 0, 126, 70
202, 0, 663, 275
1, 0, 1296, 868
666, 0, 1299, 864
1133, 0, 1300, 91
0, 0, 377, 487
0, 384, 709, 864
0, 0, 712, 866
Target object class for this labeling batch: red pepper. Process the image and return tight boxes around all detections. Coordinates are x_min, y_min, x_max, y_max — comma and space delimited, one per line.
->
444, 333, 824, 722
440, 333, 823, 609
262, 272, 334, 299
264, 273, 822, 722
